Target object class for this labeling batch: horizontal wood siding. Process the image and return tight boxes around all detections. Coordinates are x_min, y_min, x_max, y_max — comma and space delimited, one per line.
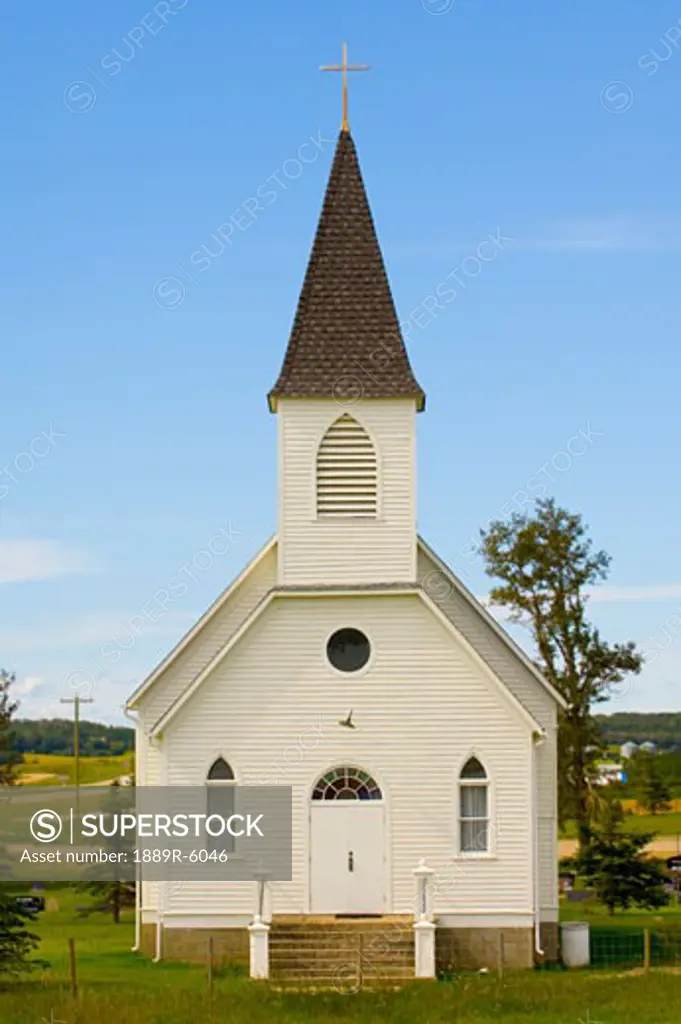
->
417, 546, 558, 914
138, 544, 277, 728
160, 594, 533, 918
278, 400, 416, 585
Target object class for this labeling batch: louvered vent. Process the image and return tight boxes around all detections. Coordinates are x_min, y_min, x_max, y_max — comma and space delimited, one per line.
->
316, 415, 377, 518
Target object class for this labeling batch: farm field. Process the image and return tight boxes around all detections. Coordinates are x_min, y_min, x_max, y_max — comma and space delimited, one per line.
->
559, 811, 681, 839
1, 889, 680, 1023
15, 754, 131, 786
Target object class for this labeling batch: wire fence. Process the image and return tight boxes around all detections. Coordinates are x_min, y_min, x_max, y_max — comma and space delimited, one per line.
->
590, 926, 681, 970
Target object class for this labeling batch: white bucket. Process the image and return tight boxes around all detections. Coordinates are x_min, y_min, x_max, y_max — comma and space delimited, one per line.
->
561, 922, 590, 967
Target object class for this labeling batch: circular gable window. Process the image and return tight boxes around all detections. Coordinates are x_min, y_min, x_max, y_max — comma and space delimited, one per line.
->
327, 628, 371, 673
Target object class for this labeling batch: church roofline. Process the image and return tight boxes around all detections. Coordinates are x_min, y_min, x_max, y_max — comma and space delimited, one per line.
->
417, 536, 568, 710
126, 536, 277, 711
148, 576, 552, 738
268, 128, 425, 412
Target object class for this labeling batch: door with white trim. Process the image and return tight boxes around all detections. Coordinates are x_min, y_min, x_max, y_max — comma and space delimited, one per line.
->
309, 766, 386, 914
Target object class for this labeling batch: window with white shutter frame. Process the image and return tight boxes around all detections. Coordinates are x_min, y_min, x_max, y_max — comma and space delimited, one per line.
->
459, 757, 489, 854
316, 414, 378, 518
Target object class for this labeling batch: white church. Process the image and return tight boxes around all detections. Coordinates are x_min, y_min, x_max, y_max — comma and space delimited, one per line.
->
127, 105, 563, 983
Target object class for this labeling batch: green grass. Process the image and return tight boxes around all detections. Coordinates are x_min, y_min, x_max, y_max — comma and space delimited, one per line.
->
560, 811, 681, 839
560, 895, 681, 928
15, 754, 131, 786
1, 889, 681, 1022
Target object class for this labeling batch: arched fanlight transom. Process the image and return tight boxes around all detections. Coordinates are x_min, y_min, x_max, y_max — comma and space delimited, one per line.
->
312, 766, 382, 801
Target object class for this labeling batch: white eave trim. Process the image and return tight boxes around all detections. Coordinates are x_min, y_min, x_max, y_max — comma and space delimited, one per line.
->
149, 586, 420, 736
126, 535, 277, 710
417, 536, 567, 710
149, 580, 547, 739
418, 590, 545, 735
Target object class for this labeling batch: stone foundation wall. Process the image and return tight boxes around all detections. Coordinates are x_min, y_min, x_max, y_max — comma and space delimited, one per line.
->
436, 927, 534, 971
139, 921, 557, 971
140, 924, 249, 964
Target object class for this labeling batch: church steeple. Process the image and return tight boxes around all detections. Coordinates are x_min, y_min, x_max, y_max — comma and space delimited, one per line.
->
268, 128, 425, 412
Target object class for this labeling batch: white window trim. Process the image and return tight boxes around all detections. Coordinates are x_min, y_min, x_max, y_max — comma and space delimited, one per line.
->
323, 626, 375, 679
455, 755, 496, 859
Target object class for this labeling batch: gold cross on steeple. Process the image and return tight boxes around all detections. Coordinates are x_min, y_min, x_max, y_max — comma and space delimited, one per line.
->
320, 43, 370, 132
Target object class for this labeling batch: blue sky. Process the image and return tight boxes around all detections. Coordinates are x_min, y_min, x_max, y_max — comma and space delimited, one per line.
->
1, 1, 681, 723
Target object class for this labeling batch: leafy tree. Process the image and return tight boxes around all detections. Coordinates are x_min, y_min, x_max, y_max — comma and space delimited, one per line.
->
77, 878, 136, 925
0, 670, 45, 975
576, 798, 669, 915
595, 711, 681, 750
76, 783, 135, 924
0, 671, 22, 784
0, 893, 46, 976
12, 718, 133, 757
479, 499, 643, 846
629, 749, 672, 815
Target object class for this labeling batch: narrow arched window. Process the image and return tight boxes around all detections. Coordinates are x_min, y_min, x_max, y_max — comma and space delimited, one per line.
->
459, 757, 489, 853
206, 758, 235, 852
207, 757, 234, 781
316, 414, 377, 518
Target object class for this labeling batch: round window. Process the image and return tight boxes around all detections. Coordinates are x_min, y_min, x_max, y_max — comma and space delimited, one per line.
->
326, 628, 371, 673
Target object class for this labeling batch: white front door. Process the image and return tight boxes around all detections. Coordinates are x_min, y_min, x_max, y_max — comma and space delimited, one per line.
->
310, 803, 386, 914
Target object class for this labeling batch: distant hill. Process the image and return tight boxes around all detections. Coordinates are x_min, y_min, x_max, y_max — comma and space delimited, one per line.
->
595, 711, 680, 750
11, 712, 678, 757
12, 718, 134, 757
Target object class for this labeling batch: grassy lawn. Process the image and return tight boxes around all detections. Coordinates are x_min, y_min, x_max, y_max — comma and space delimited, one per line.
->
560, 810, 681, 839
560, 897, 681, 928
1, 889, 681, 1022
15, 754, 131, 786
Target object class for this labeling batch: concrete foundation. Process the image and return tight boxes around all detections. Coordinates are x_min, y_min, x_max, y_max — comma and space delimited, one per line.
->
140, 924, 249, 964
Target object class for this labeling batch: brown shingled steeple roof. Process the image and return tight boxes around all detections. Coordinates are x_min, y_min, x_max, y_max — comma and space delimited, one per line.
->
268, 129, 426, 411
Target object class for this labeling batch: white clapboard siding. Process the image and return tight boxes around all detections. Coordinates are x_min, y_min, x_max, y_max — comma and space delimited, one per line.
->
416, 545, 558, 912
138, 542, 277, 728
159, 594, 534, 918
278, 399, 416, 585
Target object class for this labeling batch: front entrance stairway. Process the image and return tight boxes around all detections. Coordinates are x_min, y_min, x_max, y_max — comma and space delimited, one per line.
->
269, 915, 416, 991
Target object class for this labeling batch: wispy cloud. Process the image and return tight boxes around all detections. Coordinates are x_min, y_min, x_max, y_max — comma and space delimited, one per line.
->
0, 610, 196, 654
0, 539, 91, 584
588, 583, 681, 603
393, 218, 681, 261
13, 675, 45, 697
514, 218, 681, 254
477, 582, 681, 607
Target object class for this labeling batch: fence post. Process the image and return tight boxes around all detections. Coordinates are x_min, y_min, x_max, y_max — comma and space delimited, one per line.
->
497, 932, 505, 979
643, 928, 651, 973
68, 938, 78, 999
207, 936, 214, 994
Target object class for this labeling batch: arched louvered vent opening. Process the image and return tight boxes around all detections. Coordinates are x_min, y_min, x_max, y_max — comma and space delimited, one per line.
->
316, 414, 377, 518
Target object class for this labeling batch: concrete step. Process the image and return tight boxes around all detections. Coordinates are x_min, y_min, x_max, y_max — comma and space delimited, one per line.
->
268, 918, 416, 987
270, 957, 413, 970
268, 937, 411, 942
270, 939, 414, 950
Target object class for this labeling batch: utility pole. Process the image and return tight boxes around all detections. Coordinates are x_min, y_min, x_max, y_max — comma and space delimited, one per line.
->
60, 694, 94, 814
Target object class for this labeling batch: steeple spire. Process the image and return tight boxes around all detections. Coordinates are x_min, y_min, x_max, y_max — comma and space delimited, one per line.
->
268, 128, 425, 412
